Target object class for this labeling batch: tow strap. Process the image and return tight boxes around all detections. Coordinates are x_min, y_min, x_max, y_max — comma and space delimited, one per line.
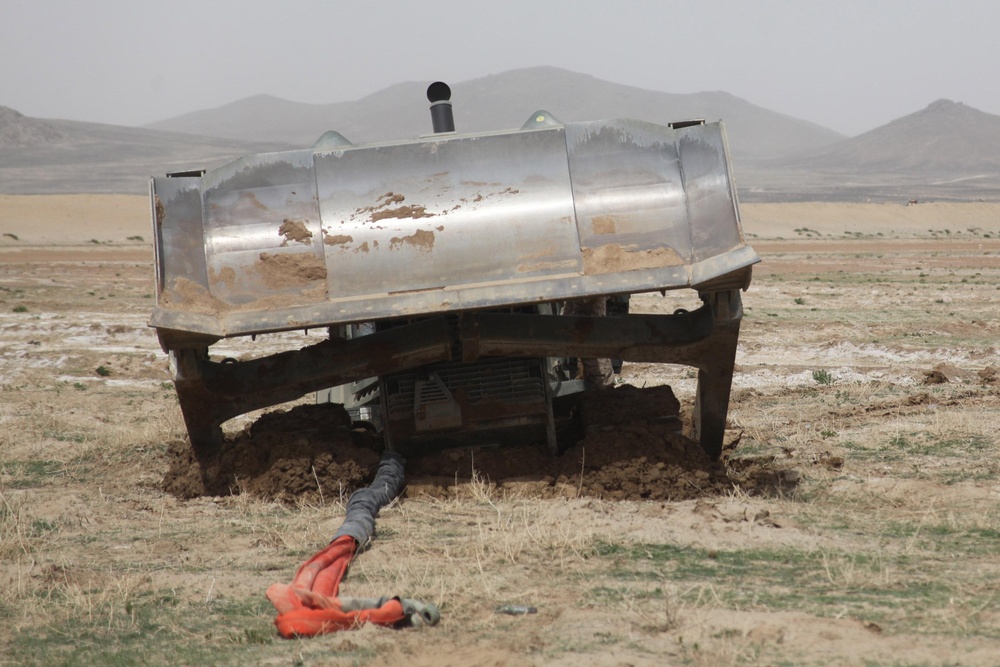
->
266, 451, 440, 637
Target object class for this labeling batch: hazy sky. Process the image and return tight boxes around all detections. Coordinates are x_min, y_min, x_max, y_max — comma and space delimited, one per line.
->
3, 0, 998, 136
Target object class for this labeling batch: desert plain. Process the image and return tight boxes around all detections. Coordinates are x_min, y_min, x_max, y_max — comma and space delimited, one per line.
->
2, 194, 1000, 666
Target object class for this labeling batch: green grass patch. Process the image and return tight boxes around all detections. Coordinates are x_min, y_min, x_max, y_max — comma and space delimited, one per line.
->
1, 459, 66, 488
881, 521, 1000, 555
3, 589, 286, 667
846, 433, 996, 463
591, 539, 994, 637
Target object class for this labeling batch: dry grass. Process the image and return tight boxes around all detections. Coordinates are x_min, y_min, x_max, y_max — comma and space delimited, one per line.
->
2, 230, 1000, 665
0, 492, 36, 560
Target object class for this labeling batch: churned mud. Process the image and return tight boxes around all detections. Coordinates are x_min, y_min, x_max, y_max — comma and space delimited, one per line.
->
162, 403, 381, 500
162, 384, 789, 502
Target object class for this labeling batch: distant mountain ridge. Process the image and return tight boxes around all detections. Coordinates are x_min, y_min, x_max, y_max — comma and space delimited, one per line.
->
146, 66, 845, 161
2, 67, 999, 200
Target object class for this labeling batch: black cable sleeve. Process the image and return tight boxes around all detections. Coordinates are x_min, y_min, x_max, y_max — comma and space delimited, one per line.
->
332, 451, 406, 547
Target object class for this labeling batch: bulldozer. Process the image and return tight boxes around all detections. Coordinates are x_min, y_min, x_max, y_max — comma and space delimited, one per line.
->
149, 82, 758, 465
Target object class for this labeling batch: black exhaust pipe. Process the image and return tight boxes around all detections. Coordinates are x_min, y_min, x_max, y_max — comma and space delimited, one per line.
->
427, 81, 455, 133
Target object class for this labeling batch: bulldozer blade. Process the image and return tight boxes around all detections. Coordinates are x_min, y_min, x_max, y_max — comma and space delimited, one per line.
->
150, 119, 756, 350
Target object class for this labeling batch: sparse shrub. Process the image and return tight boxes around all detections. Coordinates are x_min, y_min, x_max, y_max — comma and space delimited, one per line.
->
12, 305, 28, 313
96, 365, 111, 377
794, 297, 806, 305
812, 369, 833, 385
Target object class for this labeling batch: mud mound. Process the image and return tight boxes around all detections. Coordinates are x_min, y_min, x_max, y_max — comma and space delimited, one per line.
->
163, 403, 382, 501
163, 385, 795, 502
405, 424, 727, 501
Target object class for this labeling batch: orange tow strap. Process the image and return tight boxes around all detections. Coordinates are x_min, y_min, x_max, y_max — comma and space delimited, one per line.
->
266, 535, 406, 637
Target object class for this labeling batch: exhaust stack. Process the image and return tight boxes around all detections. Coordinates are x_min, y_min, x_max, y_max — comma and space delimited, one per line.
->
427, 81, 455, 133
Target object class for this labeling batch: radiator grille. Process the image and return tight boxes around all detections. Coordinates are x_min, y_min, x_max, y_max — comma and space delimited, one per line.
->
386, 358, 545, 421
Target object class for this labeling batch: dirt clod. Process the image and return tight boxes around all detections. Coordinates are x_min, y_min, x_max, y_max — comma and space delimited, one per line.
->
923, 369, 948, 384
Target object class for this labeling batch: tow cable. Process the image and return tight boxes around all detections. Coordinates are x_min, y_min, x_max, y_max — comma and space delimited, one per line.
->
266, 451, 440, 637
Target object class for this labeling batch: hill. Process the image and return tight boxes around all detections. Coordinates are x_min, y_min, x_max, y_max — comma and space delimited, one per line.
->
4, 68, 1000, 201
0, 107, 289, 194
0, 106, 65, 146
780, 99, 1000, 174
739, 100, 1000, 202
146, 66, 844, 161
